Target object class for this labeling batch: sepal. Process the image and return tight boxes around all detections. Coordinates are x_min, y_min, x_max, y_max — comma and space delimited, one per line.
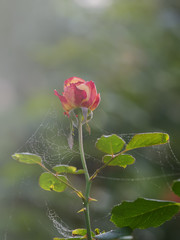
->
69, 107, 93, 128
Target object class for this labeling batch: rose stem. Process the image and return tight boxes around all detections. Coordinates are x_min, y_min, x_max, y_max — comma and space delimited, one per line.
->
78, 115, 92, 240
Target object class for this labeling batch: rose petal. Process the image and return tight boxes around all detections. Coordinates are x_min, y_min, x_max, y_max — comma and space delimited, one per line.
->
84, 81, 97, 106
76, 83, 90, 102
54, 89, 73, 113
64, 77, 85, 88
77, 81, 97, 108
89, 93, 101, 111
64, 84, 87, 107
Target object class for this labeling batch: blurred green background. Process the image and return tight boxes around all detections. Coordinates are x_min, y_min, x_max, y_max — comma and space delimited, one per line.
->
0, 0, 180, 239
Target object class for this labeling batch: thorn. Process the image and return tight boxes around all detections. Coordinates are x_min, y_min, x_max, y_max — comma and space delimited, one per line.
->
76, 191, 85, 200
77, 208, 86, 213
89, 197, 98, 202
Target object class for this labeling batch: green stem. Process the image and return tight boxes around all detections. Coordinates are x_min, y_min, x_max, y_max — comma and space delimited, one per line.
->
78, 118, 92, 240
90, 149, 128, 181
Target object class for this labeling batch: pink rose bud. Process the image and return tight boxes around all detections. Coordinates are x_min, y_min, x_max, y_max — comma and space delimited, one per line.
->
54, 77, 100, 116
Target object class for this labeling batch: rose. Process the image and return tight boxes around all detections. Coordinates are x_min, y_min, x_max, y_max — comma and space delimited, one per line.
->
54, 77, 100, 116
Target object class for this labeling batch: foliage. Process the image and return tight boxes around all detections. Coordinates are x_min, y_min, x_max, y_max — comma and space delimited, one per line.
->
172, 179, 180, 197
96, 135, 125, 155
12, 152, 42, 164
53, 165, 84, 174
12, 129, 180, 240
102, 154, 135, 168
39, 173, 68, 192
94, 227, 132, 240
111, 198, 180, 229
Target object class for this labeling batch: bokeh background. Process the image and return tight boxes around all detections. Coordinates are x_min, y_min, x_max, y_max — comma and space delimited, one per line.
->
0, 0, 180, 239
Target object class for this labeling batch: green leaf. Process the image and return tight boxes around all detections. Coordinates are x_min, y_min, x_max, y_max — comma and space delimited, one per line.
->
126, 133, 169, 151
12, 152, 42, 164
53, 165, 76, 173
172, 179, 180, 197
52, 165, 84, 175
96, 134, 125, 155
74, 169, 85, 174
103, 154, 135, 168
111, 198, 180, 229
39, 172, 67, 192
53, 238, 82, 240
72, 228, 95, 237
95, 228, 101, 235
95, 227, 133, 240
72, 228, 87, 236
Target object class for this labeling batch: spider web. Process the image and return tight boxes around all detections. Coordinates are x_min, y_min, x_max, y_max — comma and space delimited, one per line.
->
14, 106, 180, 238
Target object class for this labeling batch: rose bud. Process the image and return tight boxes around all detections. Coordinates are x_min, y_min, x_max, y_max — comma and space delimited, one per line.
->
54, 77, 100, 117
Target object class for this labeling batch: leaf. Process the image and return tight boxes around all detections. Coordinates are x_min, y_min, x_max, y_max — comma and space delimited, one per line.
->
72, 229, 87, 236
95, 227, 133, 240
53, 165, 84, 174
126, 133, 169, 151
72, 228, 95, 237
74, 169, 85, 174
53, 238, 82, 240
39, 172, 67, 192
111, 198, 180, 229
12, 152, 42, 164
103, 154, 135, 168
172, 179, 180, 197
95, 228, 100, 235
53, 165, 76, 173
96, 135, 125, 155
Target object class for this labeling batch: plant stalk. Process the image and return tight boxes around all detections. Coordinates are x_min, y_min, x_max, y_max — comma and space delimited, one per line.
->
78, 118, 92, 240
90, 149, 128, 181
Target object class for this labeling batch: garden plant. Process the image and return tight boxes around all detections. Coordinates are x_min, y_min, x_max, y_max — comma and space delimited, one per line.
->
12, 77, 180, 240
